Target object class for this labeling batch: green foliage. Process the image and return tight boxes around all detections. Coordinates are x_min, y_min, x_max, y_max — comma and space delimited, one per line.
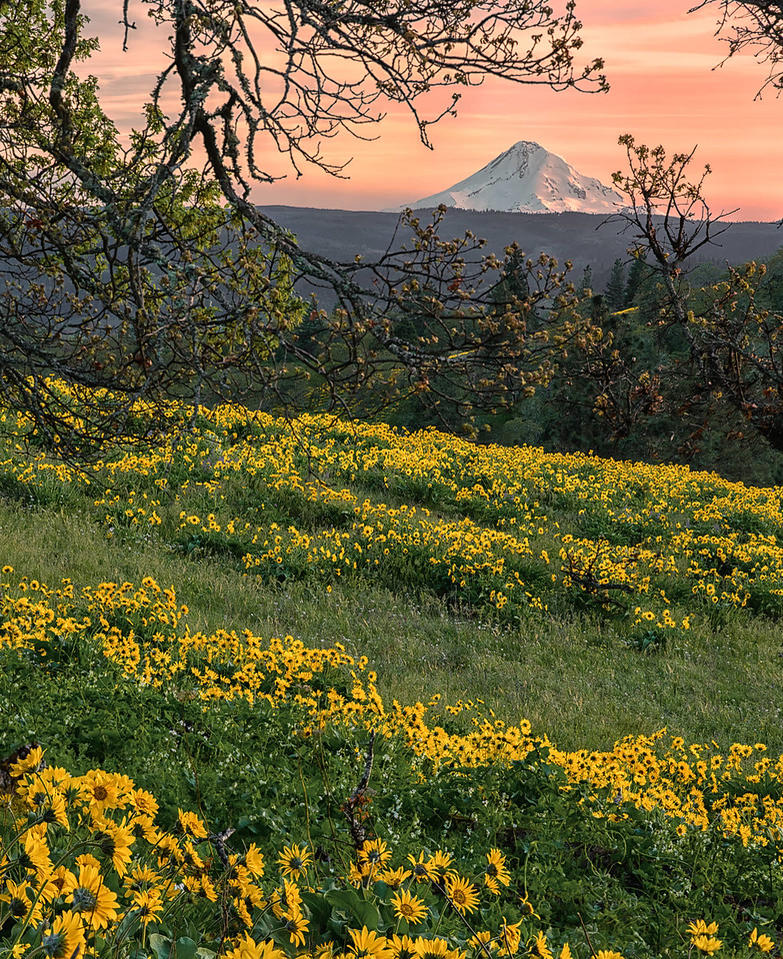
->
623, 255, 654, 309
5, 601, 783, 958
603, 259, 626, 312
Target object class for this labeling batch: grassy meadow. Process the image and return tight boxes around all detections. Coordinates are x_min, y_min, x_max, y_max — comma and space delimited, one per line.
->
4, 388, 783, 959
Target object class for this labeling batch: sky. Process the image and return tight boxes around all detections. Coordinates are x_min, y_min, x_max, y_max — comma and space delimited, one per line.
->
86, 0, 783, 221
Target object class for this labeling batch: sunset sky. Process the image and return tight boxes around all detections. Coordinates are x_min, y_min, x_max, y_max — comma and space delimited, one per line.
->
88, 0, 783, 221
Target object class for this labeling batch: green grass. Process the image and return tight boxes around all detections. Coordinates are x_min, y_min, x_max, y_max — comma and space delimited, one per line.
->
5, 406, 783, 959
3, 496, 782, 753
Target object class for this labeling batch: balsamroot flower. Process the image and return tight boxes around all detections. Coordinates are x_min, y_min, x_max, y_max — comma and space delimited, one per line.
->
41, 913, 85, 959
444, 874, 479, 915
63, 864, 120, 930
277, 843, 312, 880
347, 927, 395, 959
391, 888, 428, 925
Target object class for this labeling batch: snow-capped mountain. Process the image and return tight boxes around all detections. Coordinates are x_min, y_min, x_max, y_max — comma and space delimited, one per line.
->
400, 141, 622, 215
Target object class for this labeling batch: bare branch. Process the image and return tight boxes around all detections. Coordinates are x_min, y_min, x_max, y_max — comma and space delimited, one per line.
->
0, 0, 602, 454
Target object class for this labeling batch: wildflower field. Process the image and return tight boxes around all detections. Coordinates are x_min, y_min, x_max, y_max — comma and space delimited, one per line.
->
3, 389, 783, 959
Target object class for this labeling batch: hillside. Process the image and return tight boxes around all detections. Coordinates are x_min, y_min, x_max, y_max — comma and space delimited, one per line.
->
4, 390, 783, 959
258, 205, 783, 293
3, 393, 783, 741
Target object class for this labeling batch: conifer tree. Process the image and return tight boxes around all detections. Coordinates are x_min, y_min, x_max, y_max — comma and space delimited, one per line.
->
623, 256, 651, 307
604, 259, 626, 312
580, 265, 593, 295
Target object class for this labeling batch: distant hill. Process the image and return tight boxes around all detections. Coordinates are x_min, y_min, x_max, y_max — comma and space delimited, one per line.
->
259, 205, 783, 295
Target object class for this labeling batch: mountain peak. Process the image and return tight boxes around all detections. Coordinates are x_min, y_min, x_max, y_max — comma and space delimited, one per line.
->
400, 142, 622, 215
506, 140, 544, 152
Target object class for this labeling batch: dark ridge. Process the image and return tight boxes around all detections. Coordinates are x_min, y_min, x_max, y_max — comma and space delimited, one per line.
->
259, 205, 783, 293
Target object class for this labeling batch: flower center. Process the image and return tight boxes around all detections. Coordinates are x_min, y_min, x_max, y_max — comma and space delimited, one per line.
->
42, 931, 65, 958
71, 886, 98, 913
10, 897, 27, 918
98, 833, 116, 858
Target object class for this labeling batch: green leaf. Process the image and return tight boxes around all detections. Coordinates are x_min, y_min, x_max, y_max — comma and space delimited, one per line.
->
353, 899, 379, 931
325, 887, 363, 915
301, 891, 332, 928
175, 938, 198, 959
324, 888, 379, 930
372, 880, 390, 901
150, 934, 172, 959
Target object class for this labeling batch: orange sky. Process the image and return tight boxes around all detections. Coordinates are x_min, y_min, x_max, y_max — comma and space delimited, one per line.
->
87, 0, 783, 220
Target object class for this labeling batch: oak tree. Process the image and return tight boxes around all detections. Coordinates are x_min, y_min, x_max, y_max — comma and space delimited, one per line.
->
585, 136, 783, 456
0, 0, 606, 453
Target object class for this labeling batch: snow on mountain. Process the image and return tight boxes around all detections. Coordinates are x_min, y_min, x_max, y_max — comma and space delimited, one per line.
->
399, 141, 623, 215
